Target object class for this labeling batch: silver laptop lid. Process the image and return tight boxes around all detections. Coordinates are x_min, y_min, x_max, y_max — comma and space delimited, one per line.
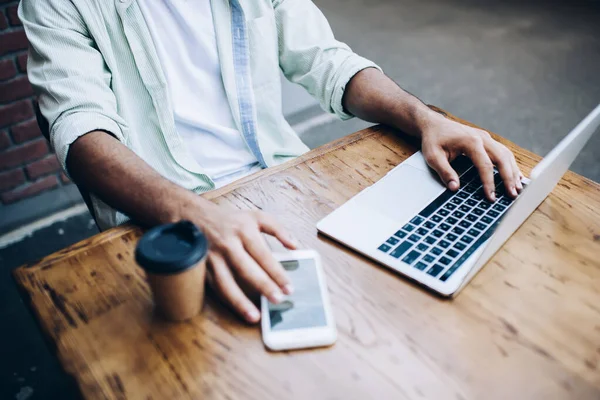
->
454, 103, 600, 296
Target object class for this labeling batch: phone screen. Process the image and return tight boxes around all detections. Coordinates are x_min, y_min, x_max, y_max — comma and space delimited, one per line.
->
268, 258, 327, 331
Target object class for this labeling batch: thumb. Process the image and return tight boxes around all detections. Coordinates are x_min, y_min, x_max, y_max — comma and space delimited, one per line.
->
424, 150, 460, 191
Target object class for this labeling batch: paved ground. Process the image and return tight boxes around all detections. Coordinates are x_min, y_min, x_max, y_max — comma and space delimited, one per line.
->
1, 1, 599, 398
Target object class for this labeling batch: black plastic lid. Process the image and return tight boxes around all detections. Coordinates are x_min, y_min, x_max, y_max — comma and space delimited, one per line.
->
135, 220, 208, 275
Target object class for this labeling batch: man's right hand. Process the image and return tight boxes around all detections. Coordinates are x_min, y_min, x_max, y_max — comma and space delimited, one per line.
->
189, 203, 298, 324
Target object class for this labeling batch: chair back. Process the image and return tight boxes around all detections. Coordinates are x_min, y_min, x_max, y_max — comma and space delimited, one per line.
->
34, 102, 99, 228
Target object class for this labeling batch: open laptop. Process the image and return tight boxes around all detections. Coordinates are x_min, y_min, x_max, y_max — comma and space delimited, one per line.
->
317, 104, 600, 297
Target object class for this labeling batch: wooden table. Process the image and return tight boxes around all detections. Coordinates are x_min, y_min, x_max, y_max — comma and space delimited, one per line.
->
14, 107, 600, 400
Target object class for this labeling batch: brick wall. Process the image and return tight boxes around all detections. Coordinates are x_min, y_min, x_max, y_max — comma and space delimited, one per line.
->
0, 0, 71, 206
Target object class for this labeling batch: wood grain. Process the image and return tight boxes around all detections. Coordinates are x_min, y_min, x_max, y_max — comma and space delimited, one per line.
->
14, 108, 600, 400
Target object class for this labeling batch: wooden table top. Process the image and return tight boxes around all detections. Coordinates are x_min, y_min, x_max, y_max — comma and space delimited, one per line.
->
14, 107, 600, 400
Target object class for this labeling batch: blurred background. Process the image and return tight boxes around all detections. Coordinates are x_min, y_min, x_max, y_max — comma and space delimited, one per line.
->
1, 0, 599, 398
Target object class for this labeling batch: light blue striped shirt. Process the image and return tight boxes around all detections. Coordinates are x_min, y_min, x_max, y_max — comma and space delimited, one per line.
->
20, 0, 380, 229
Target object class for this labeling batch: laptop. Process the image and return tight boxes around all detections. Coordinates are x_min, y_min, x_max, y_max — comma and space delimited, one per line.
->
317, 104, 600, 297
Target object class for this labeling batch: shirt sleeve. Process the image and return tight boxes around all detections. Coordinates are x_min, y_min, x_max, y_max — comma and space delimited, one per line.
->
273, 0, 382, 120
19, 0, 126, 177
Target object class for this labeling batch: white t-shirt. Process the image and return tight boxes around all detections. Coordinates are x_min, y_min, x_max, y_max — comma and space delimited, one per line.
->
137, 0, 260, 188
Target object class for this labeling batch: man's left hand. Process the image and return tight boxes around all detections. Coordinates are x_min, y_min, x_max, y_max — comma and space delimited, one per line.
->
420, 112, 524, 202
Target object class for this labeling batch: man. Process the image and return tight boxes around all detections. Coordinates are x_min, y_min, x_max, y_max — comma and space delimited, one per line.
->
20, 0, 522, 323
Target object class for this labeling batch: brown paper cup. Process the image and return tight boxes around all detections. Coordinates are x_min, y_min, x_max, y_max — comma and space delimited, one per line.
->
147, 254, 207, 322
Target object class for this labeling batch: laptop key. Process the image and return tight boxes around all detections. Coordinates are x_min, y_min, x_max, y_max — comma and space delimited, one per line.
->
394, 230, 408, 238
439, 223, 451, 232
488, 210, 500, 218
459, 205, 471, 213
444, 203, 457, 211
478, 202, 491, 209
403, 223, 415, 232
467, 228, 481, 237
378, 244, 392, 252
410, 216, 424, 225
493, 204, 506, 212
451, 197, 463, 205
424, 221, 436, 229
466, 214, 478, 222
452, 226, 465, 235
481, 216, 493, 224
438, 240, 450, 249
445, 233, 458, 242
408, 234, 421, 243
431, 215, 443, 223
402, 250, 421, 265
427, 264, 444, 277
454, 241, 467, 251
461, 235, 474, 244
439, 256, 451, 265
438, 209, 450, 216
390, 241, 412, 258
423, 254, 435, 263
414, 262, 428, 271
432, 229, 443, 238
417, 243, 429, 252
474, 222, 486, 230
452, 210, 465, 218
440, 266, 459, 281
499, 197, 512, 206
459, 220, 471, 229
473, 191, 484, 201
431, 247, 443, 256
446, 216, 458, 225
457, 191, 470, 199
424, 236, 437, 245
446, 249, 459, 258
466, 199, 478, 207
386, 237, 400, 246
472, 208, 484, 216
416, 228, 429, 236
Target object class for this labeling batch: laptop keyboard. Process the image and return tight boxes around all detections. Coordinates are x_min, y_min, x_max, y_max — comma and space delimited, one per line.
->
377, 156, 518, 282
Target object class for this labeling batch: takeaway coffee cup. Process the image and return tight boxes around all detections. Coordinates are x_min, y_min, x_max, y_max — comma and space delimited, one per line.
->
135, 220, 209, 322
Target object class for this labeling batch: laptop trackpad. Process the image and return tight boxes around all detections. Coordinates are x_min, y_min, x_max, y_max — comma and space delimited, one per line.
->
356, 164, 445, 222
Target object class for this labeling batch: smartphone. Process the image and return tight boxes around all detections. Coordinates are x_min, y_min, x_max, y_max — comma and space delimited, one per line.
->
261, 250, 337, 351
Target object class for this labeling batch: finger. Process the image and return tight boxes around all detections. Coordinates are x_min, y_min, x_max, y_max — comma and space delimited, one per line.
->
424, 147, 460, 191
462, 138, 496, 201
225, 241, 285, 304
208, 253, 260, 323
511, 155, 524, 192
256, 211, 298, 249
486, 142, 518, 198
242, 231, 293, 295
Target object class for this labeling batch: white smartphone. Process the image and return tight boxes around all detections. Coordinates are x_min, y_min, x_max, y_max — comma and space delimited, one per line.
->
261, 250, 337, 351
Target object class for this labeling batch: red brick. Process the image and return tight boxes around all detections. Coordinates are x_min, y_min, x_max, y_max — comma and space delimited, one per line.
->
0, 59, 17, 80
0, 99, 33, 127
25, 154, 60, 179
17, 53, 27, 72
6, 5, 20, 26
0, 76, 34, 103
0, 11, 7, 30
0, 30, 28, 56
0, 168, 25, 191
0, 139, 47, 170
0, 130, 10, 150
60, 172, 71, 184
1, 175, 58, 204
11, 119, 41, 143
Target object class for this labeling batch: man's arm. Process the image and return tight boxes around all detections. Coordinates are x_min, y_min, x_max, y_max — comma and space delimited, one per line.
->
343, 68, 523, 201
68, 131, 297, 322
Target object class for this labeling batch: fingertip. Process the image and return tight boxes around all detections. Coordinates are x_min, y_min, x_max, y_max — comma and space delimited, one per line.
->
283, 283, 294, 295
244, 308, 260, 324
450, 180, 460, 191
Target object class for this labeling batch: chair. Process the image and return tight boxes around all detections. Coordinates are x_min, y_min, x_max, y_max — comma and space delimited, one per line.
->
34, 102, 99, 228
